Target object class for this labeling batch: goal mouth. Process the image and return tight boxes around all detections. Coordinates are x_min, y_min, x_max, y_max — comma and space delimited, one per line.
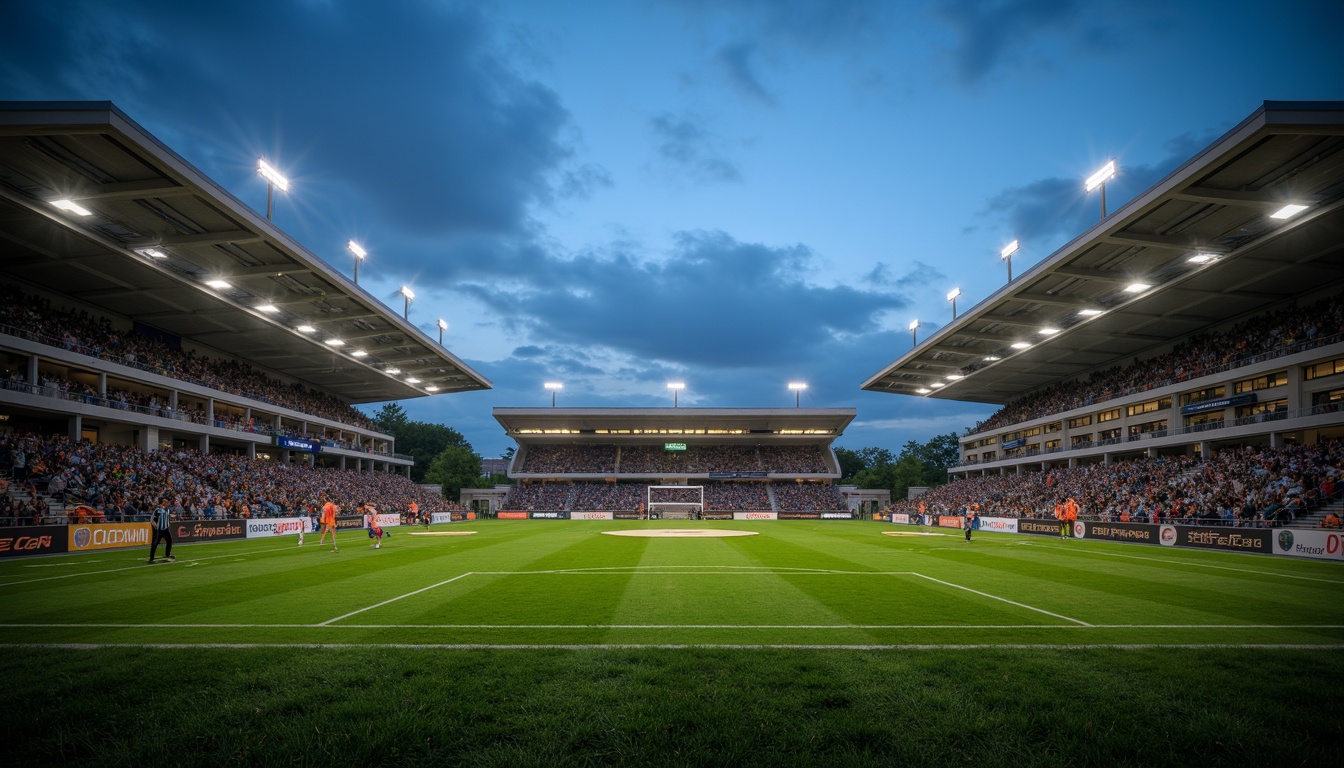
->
646, 485, 704, 520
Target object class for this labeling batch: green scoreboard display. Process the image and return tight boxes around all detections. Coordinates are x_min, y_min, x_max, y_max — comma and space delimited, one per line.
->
664, 442, 687, 451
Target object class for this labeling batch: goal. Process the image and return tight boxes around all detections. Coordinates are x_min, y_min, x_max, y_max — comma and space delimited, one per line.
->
647, 485, 704, 520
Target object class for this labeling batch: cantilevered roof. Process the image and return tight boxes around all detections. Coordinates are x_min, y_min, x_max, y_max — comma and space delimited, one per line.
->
862, 101, 1344, 405
493, 407, 857, 445
0, 101, 491, 403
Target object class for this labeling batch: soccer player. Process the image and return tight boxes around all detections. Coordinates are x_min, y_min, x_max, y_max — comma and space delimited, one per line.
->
317, 494, 339, 551
148, 498, 174, 563
365, 506, 385, 549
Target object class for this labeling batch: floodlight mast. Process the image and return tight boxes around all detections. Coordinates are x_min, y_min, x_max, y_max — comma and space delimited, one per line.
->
348, 240, 366, 284
908, 319, 920, 347
788, 381, 808, 408
257, 159, 289, 221
667, 381, 685, 408
1086, 160, 1117, 220
400, 286, 414, 319
947, 287, 961, 320
1000, 240, 1019, 282
544, 381, 563, 407
437, 318, 448, 345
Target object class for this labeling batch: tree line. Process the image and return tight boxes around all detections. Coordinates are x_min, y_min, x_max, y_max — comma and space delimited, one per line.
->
835, 433, 960, 501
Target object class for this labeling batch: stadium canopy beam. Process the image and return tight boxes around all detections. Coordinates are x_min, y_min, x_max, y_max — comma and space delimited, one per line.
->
130, 230, 263, 248
1100, 232, 1206, 250
1009, 292, 1102, 308
1170, 187, 1287, 206
1050, 266, 1136, 282
76, 179, 195, 201
226, 264, 315, 278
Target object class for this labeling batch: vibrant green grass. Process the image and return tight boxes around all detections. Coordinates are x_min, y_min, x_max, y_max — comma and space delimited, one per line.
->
2, 520, 1341, 765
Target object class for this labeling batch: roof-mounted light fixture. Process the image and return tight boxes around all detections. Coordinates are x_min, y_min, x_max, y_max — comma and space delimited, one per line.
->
667, 381, 686, 408
437, 318, 448, 345
1085, 160, 1117, 220
1000, 240, 1019, 282
348, 240, 366, 284
1124, 282, 1151, 294
1270, 203, 1308, 220
947, 287, 962, 319
788, 381, 808, 408
205, 279, 231, 290
52, 199, 92, 216
400, 286, 414, 319
257, 158, 289, 221
544, 381, 563, 407
908, 319, 921, 347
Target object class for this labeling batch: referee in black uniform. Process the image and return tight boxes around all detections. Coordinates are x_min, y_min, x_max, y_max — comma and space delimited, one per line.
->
148, 499, 175, 564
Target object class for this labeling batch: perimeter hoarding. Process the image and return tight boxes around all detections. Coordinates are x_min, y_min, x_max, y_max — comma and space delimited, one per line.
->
571, 511, 615, 521
171, 519, 245, 543
245, 518, 307, 538
0, 526, 68, 557
1273, 529, 1344, 561
69, 523, 151, 552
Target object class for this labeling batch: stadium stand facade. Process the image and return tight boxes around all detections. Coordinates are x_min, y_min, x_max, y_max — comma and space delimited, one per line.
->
0, 102, 489, 529
863, 101, 1344, 528
490, 408, 879, 519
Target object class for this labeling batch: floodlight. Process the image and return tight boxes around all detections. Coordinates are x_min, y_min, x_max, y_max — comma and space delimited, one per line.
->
257, 159, 289, 191
205, 280, 231, 290
916, 388, 931, 394
138, 248, 167, 259
1038, 327, 1060, 335
1078, 309, 1103, 316
1084, 160, 1116, 192
385, 367, 401, 375
400, 286, 415, 300
1187, 253, 1217, 264
405, 377, 420, 384
437, 318, 448, 344
425, 385, 440, 392
297, 325, 316, 333
908, 319, 920, 331
1011, 342, 1030, 349
983, 356, 1001, 361
946, 288, 961, 302
929, 382, 945, 388
347, 240, 366, 259
352, 350, 368, 357
1124, 282, 1151, 293
787, 381, 808, 407
945, 374, 964, 381
544, 381, 564, 407
400, 286, 414, 319
667, 381, 686, 407
324, 338, 344, 346
1000, 240, 1019, 259
256, 304, 278, 313
1270, 203, 1308, 219
52, 199, 92, 216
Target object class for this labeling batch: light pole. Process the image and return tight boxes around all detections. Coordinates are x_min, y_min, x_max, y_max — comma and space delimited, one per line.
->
1086, 160, 1117, 220
348, 241, 366, 284
1000, 240, 1019, 283
947, 287, 961, 320
400, 286, 414, 319
788, 382, 807, 408
437, 318, 447, 345
257, 159, 289, 221
908, 319, 920, 348
544, 381, 563, 407
667, 381, 685, 407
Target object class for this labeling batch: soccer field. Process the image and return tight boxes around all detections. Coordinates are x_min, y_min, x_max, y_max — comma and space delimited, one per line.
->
2, 520, 1341, 647
3, 521, 1342, 766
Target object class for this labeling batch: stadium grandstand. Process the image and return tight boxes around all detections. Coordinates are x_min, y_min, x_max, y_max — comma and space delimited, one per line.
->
0, 101, 489, 525
862, 101, 1344, 529
489, 407, 883, 519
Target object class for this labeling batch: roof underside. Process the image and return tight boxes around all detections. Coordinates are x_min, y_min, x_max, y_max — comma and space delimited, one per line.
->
493, 408, 857, 444
0, 102, 491, 404
862, 101, 1344, 405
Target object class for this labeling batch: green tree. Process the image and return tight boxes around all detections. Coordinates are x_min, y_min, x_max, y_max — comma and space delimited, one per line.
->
424, 444, 483, 501
835, 446, 866, 481
369, 403, 472, 481
372, 403, 410, 435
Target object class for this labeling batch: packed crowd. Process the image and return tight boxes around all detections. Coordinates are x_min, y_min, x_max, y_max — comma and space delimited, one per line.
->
0, 432, 461, 526
891, 440, 1343, 528
502, 480, 836, 511
0, 285, 379, 432
970, 295, 1344, 435
516, 444, 831, 474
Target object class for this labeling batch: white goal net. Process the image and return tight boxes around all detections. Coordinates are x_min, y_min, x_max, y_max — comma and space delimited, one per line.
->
647, 485, 704, 520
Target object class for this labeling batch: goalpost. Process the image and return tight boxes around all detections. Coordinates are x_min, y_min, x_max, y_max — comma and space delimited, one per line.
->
647, 485, 704, 520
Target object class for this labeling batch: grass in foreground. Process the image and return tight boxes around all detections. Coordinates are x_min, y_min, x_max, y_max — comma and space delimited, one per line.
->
3, 647, 1340, 767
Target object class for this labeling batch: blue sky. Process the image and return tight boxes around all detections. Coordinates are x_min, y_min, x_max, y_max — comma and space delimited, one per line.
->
3, 0, 1340, 458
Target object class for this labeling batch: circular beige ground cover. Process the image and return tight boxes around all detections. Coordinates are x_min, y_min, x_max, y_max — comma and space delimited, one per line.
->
601, 529, 759, 538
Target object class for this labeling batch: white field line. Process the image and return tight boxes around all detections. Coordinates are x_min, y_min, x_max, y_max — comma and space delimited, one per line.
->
0, 545, 302, 586
909, 572, 1093, 626
7, 643, 1344, 651
318, 572, 475, 626
1031, 544, 1344, 584
3, 623, 1341, 630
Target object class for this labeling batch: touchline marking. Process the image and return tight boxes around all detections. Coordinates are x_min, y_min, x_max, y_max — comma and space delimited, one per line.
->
7, 643, 1344, 651
1033, 544, 1344, 584
910, 573, 1093, 626
0, 545, 297, 587
11, 622, 1331, 630
319, 572, 475, 626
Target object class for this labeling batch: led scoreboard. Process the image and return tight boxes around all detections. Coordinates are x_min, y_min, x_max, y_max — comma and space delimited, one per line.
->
275, 435, 322, 453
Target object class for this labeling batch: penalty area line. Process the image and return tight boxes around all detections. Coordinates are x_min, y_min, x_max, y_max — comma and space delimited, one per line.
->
911, 572, 1092, 626
318, 572, 475, 626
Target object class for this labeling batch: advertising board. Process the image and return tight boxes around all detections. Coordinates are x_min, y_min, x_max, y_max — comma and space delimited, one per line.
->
820, 512, 855, 520
937, 515, 964, 529
977, 517, 1018, 533
497, 511, 529, 520
372, 513, 400, 528
171, 519, 245, 543
778, 512, 820, 519
245, 517, 307, 538
0, 526, 68, 557
430, 512, 456, 524
1272, 529, 1343, 561
529, 511, 570, 519
1017, 518, 1065, 536
1077, 521, 1159, 545
733, 511, 778, 521
570, 511, 615, 520
1175, 525, 1271, 554
890, 513, 911, 524
69, 523, 151, 551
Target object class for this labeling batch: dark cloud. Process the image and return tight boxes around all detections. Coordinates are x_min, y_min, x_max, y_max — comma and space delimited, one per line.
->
455, 230, 911, 368
650, 112, 743, 183
0, 0, 578, 241
977, 128, 1222, 246
715, 42, 777, 106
